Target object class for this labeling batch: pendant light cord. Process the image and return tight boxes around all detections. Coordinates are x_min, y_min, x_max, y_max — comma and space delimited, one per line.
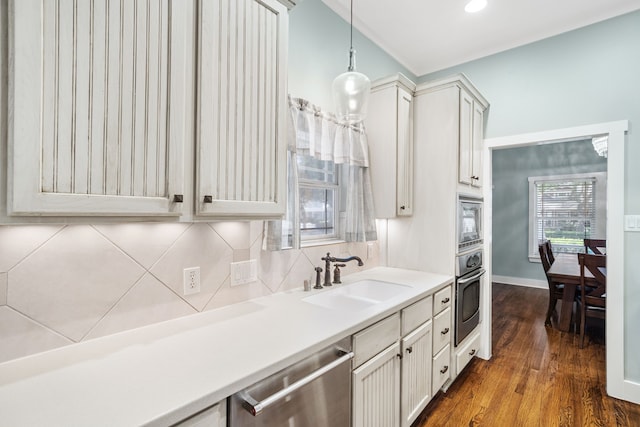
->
348, 0, 355, 71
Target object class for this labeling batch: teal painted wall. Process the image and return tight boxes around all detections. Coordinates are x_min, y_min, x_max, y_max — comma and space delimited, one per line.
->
421, 10, 640, 382
288, 0, 416, 112
492, 140, 607, 281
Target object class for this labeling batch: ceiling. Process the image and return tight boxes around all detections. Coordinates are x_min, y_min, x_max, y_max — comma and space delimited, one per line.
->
321, 0, 640, 76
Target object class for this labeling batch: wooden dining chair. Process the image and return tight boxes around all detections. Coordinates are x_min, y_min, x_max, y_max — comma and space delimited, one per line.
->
577, 253, 607, 348
584, 238, 606, 255
539, 241, 564, 326
544, 239, 555, 264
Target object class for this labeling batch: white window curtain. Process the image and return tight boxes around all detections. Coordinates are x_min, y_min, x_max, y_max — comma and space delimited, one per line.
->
263, 97, 377, 250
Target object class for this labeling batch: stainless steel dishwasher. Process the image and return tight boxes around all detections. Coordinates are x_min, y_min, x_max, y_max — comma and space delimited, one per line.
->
229, 337, 353, 427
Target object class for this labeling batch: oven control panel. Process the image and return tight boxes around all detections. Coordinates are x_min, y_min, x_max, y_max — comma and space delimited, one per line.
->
456, 249, 483, 277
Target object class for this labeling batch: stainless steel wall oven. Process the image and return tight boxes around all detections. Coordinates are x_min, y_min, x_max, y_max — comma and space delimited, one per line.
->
455, 249, 484, 346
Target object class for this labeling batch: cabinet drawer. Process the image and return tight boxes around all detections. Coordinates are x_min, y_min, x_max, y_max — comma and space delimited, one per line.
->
353, 313, 401, 368
456, 331, 481, 376
401, 295, 432, 336
432, 307, 452, 355
433, 285, 452, 315
432, 344, 451, 396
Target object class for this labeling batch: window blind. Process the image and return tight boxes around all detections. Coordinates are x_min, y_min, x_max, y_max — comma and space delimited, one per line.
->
534, 178, 596, 253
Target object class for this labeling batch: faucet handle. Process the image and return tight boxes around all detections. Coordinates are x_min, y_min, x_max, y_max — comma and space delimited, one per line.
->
333, 263, 347, 284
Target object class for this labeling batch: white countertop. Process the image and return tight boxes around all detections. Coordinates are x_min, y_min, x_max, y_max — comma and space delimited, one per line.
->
0, 267, 452, 426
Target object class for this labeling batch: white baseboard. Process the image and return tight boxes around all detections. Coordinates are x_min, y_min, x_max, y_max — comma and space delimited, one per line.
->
492, 275, 547, 289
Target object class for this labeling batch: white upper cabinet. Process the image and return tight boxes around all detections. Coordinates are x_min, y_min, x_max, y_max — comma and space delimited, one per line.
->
195, 0, 288, 218
8, 0, 188, 216
458, 87, 485, 189
365, 74, 415, 218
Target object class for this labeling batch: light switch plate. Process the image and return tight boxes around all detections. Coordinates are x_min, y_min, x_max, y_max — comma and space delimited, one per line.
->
625, 215, 640, 232
230, 259, 257, 286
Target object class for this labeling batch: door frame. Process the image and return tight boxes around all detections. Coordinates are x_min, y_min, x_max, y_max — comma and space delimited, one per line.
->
481, 120, 639, 404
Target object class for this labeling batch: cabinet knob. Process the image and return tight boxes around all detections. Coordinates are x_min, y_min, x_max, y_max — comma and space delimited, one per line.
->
469, 349, 477, 356
406, 346, 413, 354
440, 365, 449, 374
173, 194, 184, 203
400, 205, 406, 210
441, 327, 450, 335
203, 195, 213, 203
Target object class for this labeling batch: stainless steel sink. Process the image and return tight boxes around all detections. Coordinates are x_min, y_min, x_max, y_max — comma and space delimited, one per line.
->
303, 279, 412, 311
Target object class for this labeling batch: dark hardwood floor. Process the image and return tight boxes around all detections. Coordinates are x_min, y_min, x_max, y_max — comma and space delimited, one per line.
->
414, 283, 640, 426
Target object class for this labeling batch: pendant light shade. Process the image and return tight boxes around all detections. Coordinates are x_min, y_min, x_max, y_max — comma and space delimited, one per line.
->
332, 0, 370, 124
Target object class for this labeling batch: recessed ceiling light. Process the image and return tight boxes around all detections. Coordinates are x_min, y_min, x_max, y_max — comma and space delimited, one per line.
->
465, 0, 487, 13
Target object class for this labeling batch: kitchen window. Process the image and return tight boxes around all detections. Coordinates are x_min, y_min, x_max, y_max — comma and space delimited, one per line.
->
297, 155, 344, 242
528, 172, 607, 261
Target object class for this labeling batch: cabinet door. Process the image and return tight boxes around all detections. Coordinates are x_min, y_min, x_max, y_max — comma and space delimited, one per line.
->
8, 0, 187, 216
401, 321, 432, 427
458, 89, 473, 186
471, 101, 484, 188
396, 87, 413, 216
353, 342, 401, 427
196, 0, 288, 218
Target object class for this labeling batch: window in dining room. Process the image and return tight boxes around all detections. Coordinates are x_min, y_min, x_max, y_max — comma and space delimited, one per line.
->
528, 172, 607, 261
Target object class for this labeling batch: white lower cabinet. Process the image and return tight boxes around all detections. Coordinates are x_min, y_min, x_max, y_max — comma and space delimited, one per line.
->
432, 344, 451, 396
353, 342, 401, 427
351, 286, 454, 427
174, 400, 226, 427
400, 320, 433, 427
456, 330, 481, 376
432, 307, 452, 355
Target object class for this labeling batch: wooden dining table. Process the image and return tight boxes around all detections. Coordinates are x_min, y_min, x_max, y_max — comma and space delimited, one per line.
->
546, 253, 597, 332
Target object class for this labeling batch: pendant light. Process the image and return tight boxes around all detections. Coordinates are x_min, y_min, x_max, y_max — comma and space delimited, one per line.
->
332, 0, 370, 124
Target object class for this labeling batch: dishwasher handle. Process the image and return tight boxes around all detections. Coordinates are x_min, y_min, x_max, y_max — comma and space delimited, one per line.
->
240, 350, 354, 416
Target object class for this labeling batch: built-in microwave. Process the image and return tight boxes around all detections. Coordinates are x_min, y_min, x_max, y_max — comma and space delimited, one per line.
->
457, 195, 483, 252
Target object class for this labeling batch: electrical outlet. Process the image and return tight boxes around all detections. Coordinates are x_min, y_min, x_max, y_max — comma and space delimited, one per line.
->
183, 267, 201, 295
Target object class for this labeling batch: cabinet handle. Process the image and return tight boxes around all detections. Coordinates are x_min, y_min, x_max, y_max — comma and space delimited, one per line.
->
397, 353, 403, 360
440, 365, 449, 374
441, 327, 450, 335
406, 346, 413, 354
400, 205, 406, 210
173, 194, 183, 203
469, 349, 477, 356
441, 297, 450, 304
203, 195, 213, 203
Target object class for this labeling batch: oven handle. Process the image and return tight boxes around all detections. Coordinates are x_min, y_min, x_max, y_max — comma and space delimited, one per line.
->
457, 268, 486, 285
240, 350, 355, 416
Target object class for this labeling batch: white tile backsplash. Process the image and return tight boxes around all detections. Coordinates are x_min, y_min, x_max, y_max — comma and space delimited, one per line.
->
85, 273, 196, 340
149, 223, 233, 311
0, 225, 62, 271
0, 306, 72, 363
0, 222, 379, 363
8, 226, 146, 341
0, 272, 6, 305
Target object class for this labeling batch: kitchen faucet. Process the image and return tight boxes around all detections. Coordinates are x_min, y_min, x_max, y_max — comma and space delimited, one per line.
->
321, 252, 364, 287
